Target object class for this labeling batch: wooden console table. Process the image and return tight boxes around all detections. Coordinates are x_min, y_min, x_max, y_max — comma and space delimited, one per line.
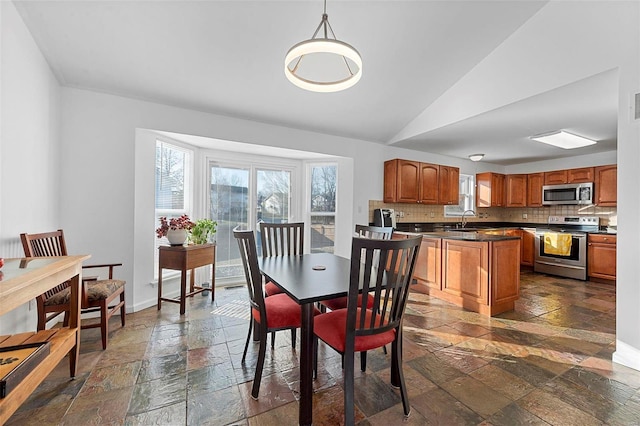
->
0, 255, 89, 424
157, 244, 215, 315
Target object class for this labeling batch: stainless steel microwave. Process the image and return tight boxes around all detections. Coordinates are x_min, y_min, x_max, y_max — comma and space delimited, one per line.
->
542, 182, 593, 205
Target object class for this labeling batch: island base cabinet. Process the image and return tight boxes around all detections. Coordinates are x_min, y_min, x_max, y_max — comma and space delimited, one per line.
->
412, 237, 441, 291
442, 240, 488, 305
411, 237, 520, 316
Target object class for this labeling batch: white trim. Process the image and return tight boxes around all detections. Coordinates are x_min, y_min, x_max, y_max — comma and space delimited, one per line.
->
613, 340, 640, 372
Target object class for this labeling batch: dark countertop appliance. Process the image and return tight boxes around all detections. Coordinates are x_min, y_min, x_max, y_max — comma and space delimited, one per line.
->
373, 208, 396, 228
534, 215, 599, 280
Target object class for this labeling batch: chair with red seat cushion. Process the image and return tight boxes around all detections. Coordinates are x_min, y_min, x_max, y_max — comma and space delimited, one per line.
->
260, 222, 304, 297
313, 235, 421, 424
234, 227, 319, 399
259, 222, 305, 348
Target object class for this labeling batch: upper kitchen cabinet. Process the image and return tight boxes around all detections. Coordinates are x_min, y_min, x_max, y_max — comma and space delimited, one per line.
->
476, 172, 505, 207
568, 167, 595, 183
594, 164, 617, 206
383, 159, 458, 204
544, 167, 594, 185
438, 165, 460, 205
527, 173, 544, 206
505, 174, 527, 207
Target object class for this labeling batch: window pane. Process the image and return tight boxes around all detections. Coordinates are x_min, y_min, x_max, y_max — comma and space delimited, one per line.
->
444, 174, 475, 216
257, 169, 291, 224
210, 166, 249, 280
311, 165, 336, 213
310, 214, 335, 254
156, 142, 188, 210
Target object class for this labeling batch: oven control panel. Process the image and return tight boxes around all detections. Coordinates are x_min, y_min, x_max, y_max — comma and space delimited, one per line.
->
548, 216, 599, 226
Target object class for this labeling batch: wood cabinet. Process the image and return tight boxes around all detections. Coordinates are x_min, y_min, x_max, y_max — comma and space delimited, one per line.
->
412, 236, 520, 316
505, 174, 527, 207
544, 170, 568, 185
568, 167, 594, 183
594, 165, 617, 206
413, 237, 441, 290
520, 228, 536, 267
438, 165, 460, 205
527, 173, 544, 206
588, 234, 616, 281
476, 172, 505, 207
544, 167, 594, 185
383, 159, 459, 205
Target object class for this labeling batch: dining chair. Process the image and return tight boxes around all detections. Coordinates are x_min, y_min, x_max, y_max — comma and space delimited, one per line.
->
260, 222, 304, 296
321, 224, 393, 312
20, 229, 126, 350
313, 235, 421, 424
234, 227, 320, 399
259, 222, 305, 348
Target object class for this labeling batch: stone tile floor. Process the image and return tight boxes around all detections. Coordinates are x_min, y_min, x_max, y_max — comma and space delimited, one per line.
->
6, 270, 640, 425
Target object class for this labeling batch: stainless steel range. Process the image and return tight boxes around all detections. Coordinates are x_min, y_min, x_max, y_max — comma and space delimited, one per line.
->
534, 215, 599, 280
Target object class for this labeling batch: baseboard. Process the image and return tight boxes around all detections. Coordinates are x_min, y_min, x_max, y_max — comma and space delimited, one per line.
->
613, 340, 640, 372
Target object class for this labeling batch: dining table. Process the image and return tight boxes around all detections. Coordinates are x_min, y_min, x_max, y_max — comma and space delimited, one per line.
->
259, 252, 352, 426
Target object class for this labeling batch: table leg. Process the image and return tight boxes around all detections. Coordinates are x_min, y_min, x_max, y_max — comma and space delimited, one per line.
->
157, 267, 163, 311
299, 303, 314, 426
211, 260, 216, 302
180, 269, 187, 315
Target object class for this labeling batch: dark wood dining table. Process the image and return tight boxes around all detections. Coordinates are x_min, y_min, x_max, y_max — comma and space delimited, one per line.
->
259, 252, 352, 426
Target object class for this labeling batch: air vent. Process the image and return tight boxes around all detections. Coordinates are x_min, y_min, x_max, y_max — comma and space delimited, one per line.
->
635, 92, 640, 120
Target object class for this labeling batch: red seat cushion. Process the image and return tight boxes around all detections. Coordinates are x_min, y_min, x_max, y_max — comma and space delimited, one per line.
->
314, 308, 396, 353
264, 281, 283, 296
252, 293, 319, 329
321, 293, 375, 311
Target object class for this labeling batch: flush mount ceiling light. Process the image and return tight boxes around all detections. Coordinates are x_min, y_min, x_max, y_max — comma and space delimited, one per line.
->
530, 130, 597, 149
284, 0, 362, 93
468, 154, 485, 162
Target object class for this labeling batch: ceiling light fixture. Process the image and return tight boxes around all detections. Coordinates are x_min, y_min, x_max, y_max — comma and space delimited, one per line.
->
468, 154, 484, 162
530, 130, 597, 149
284, 0, 362, 93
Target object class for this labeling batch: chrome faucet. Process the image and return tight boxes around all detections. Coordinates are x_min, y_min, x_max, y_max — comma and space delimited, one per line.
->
461, 210, 476, 228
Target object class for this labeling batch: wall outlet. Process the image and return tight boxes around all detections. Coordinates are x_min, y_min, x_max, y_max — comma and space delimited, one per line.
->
28, 299, 34, 311
398, 211, 405, 218
430, 212, 435, 218
522, 213, 528, 219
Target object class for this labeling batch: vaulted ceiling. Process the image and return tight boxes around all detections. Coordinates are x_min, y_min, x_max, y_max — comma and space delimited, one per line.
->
14, 1, 621, 165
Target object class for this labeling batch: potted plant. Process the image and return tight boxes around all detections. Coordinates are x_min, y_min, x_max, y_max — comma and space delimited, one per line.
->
190, 218, 217, 245
156, 215, 194, 246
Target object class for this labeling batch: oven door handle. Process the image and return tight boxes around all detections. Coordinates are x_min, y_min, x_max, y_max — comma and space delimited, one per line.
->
535, 260, 585, 270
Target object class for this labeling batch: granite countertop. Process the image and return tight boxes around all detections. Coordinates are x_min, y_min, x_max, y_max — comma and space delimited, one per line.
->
409, 231, 521, 242
394, 222, 616, 235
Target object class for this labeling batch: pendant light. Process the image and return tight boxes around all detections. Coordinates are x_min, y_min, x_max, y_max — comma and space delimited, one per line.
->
284, 0, 362, 93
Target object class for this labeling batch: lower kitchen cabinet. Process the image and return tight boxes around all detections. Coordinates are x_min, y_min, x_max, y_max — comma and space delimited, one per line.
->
412, 235, 520, 316
588, 234, 616, 281
413, 237, 441, 290
521, 228, 535, 267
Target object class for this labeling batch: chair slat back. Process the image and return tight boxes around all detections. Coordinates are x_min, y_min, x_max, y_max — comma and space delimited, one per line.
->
234, 228, 267, 321
260, 222, 304, 257
20, 229, 68, 257
355, 225, 393, 240
346, 235, 421, 339
20, 229, 71, 300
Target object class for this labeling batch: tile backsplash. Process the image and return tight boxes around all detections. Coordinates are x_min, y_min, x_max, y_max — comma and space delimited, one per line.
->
368, 200, 616, 227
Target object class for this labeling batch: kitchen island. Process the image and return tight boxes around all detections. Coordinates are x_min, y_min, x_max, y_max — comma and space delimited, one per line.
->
403, 231, 521, 316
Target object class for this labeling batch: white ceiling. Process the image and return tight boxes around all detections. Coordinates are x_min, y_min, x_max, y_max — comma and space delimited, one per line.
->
14, 0, 619, 165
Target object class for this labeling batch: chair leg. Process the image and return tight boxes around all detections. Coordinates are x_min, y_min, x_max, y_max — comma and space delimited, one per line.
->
313, 336, 318, 379
291, 328, 296, 349
360, 351, 367, 372
392, 338, 410, 417
344, 349, 356, 425
120, 292, 126, 327
242, 315, 254, 363
382, 345, 387, 355
100, 301, 108, 350
251, 327, 268, 399
271, 331, 276, 349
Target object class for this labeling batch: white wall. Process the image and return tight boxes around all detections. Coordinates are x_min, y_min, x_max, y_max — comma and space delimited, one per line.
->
0, 2, 62, 334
